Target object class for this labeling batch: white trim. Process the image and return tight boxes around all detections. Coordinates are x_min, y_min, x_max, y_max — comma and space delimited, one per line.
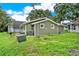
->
29, 17, 47, 23
32, 17, 63, 26
46, 18, 61, 25
40, 23, 45, 29
25, 17, 63, 27
32, 19, 47, 25
26, 17, 47, 24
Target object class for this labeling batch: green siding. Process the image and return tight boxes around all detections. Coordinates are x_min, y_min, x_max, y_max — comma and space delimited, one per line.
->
26, 24, 33, 35
58, 26, 64, 34
35, 20, 61, 36
26, 20, 64, 36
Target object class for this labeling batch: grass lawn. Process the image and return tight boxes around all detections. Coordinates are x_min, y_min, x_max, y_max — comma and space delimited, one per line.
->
0, 32, 79, 56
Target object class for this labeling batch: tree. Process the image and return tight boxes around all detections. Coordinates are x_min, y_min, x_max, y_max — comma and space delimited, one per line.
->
54, 3, 79, 22
27, 9, 52, 21
27, 3, 52, 21
0, 7, 11, 32
32, 3, 41, 9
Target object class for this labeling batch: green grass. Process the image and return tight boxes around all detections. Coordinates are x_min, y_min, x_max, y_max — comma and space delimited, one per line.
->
0, 32, 79, 56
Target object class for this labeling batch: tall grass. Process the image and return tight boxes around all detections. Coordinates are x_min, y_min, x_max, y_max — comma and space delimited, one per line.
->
0, 32, 79, 56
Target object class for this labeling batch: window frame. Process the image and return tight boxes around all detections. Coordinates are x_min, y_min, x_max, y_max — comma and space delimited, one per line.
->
40, 23, 45, 29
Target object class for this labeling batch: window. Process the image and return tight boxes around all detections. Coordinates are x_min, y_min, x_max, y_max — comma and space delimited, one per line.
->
72, 24, 76, 30
40, 23, 45, 29
51, 24, 55, 29
31, 25, 34, 30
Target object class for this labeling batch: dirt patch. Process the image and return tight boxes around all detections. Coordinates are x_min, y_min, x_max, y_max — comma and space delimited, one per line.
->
26, 46, 39, 54
69, 49, 79, 56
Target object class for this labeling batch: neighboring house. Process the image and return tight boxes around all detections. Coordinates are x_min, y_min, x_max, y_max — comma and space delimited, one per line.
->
69, 16, 79, 32
61, 20, 71, 30
24, 17, 64, 36
61, 19, 79, 32
75, 16, 79, 32
8, 21, 26, 33
69, 21, 76, 32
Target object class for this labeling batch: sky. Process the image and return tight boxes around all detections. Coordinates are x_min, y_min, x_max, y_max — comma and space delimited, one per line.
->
0, 3, 56, 21
0, 0, 78, 3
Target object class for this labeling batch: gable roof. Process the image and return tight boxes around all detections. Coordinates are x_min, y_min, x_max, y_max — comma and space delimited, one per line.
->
13, 21, 25, 28
23, 17, 64, 26
26, 17, 47, 24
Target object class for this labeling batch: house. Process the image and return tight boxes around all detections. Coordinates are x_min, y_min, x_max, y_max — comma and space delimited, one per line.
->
69, 16, 79, 32
69, 21, 76, 32
8, 21, 26, 33
61, 20, 71, 30
60, 18, 79, 32
24, 17, 64, 36
74, 16, 79, 32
